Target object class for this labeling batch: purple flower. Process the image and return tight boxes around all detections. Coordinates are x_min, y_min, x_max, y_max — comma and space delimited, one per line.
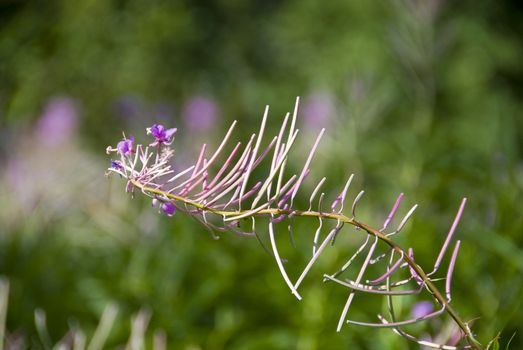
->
110, 159, 123, 170
161, 202, 176, 216
147, 124, 177, 146
412, 301, 434, 319
302, 92, 334, 130
35, 97, 78, 147
182, 96, 219, 132
117, 135, 134, 156
114, 95, 141, 119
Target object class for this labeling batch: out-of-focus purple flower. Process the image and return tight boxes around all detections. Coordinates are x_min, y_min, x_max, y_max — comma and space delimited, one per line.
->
161, 202, 176, 216
182, 96, 219, 132
153, 102, 175, 121
117, 135, 134, 156
114, 95, 142, 119
412, 301, 434, 319
35, 97, 78, 147
147, 124, 177, 146
302, 92, 334, 129
447, 323, 464, 346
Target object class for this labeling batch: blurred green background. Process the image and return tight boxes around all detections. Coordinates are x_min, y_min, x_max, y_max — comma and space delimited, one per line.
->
0, 0, 522, 349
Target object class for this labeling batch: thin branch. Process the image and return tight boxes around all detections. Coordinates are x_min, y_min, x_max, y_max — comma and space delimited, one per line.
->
268, 220, 302, 300
107, 109, 484, 350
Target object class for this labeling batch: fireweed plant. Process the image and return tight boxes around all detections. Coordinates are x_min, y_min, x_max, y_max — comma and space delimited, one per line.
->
106, 98, 486, 350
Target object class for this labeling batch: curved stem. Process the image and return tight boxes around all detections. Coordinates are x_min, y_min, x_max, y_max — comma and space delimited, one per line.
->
131, 179, 484, 350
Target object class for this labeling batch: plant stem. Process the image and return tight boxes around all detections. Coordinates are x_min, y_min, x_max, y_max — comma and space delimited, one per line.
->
132, 179, 484, 350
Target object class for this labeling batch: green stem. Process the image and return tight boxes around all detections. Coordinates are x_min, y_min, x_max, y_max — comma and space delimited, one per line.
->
131, 179, 484, 350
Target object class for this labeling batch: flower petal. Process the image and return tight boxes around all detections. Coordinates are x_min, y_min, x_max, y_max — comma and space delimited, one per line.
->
161, 202, 176, 216
165, 128, 177, 140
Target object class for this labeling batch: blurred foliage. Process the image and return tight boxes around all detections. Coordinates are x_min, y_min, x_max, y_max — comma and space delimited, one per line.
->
0, 0, 522, 349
